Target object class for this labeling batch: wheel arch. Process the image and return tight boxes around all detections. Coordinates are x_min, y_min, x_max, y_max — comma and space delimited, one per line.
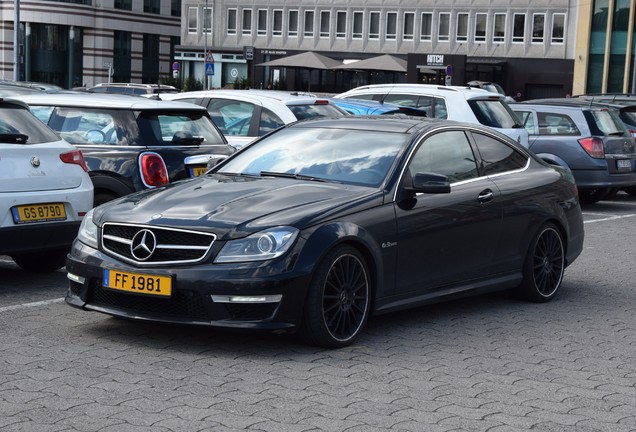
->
89, 172, 135, 199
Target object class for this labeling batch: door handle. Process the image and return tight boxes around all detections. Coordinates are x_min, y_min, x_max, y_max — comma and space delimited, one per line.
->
478, 189, 494, 203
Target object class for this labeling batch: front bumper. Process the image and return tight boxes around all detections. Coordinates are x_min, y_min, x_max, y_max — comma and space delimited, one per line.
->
65, 240, 312, 332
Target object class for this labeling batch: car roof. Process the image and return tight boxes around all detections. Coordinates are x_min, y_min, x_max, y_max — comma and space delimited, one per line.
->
514, 98, 624, 109
12, 92, 210, 111
337, 84, 503, 99
288, 114, 477, 134
162, 89, 332, 104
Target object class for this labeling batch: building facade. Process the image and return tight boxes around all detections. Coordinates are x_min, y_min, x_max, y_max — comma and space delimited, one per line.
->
573, 0, 636, 95
179, 0, 578, 98
0, 0, 181, 88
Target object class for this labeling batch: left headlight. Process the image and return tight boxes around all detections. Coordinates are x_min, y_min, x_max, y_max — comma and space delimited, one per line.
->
215, 226, 299, 263
77, 208, 99, 249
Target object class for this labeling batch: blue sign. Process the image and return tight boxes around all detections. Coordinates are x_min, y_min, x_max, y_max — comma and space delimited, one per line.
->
205, 62, 215, 76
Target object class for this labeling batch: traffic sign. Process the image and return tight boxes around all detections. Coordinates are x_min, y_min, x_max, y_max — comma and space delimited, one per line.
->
205, 63, 215, 76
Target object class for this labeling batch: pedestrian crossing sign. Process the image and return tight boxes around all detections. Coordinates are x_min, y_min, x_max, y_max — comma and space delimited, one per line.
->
206, 63, 215, 76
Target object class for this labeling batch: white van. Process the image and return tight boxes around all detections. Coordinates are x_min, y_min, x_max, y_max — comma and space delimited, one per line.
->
335, 84, 529, 147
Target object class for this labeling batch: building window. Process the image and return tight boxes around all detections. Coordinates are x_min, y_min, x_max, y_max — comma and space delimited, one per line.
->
257, 9, 267, 36
513, 13, 525, 43
242, 9, 252, 36
438, 12, 450, 42
115, 0, 132, 10
353, 11, 363, 39
143, 0, 160, 14
403, 12, 414, 41
227, 8, 237, 35
369, 11, 380, 39
420, 12, 432, 41
320, 11, 330, 38
288, 10, 298, 37
475, 13, 487, 42
456, 13, 468, 42
304, 10, 315, 37
532, 13, 545, 43
171, 0, 181, 17
386, 12, 397, 40
551, 13, 565, 44
142, 33, 159, 84
272, 10, 283, 37
203, 7, 212, 34
113, 30, 131, 83
336, 11, 347, 39
493, 13, 506, 43
187, 7, 197, 34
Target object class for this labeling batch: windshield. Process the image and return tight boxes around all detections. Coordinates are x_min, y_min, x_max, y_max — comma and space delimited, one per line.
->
217, 127, 406, 187
0, 105, 61, 144
137, 111, 227, 145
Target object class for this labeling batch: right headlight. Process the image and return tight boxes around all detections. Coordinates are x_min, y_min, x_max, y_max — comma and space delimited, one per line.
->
77, 208, 98, 249
215, 226, 299, 263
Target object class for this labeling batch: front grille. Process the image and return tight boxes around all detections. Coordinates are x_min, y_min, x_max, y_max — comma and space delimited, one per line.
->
223, 303, 279, 321
101, 223, 215, 265
89, 280, 210, 320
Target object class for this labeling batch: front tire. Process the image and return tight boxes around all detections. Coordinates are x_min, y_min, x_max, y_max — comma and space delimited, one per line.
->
300, 245, 371, 348
12, 249, 68, 272
518, 223, 565, 302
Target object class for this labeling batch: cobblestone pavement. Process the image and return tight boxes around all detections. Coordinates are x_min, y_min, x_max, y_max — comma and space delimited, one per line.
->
1, 197, 636, 431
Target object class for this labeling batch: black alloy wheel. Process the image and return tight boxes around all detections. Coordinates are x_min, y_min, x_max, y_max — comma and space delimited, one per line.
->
301, 245, 371, 348
519, 223, 565, 302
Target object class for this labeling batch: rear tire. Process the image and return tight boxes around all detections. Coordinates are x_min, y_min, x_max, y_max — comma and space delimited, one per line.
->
12, 249, 68, 272
518, 223, 565, 302
300, 245, 371, 348
622, 186, 636, 196
578, 188, 609, 204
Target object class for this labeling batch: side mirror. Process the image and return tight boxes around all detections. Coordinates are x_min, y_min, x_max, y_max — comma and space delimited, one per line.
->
404, 172, 451, 194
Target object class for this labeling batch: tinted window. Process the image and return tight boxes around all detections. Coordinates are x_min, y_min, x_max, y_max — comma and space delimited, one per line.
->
47, 107, 133, 145
471, 132, 528, 175
409, 131, 478, 182
137, 111, 226, 146
0, 105, 60, 144
288, 103, 345, 120
468, 100, 520, 128
259, 108, 285, 135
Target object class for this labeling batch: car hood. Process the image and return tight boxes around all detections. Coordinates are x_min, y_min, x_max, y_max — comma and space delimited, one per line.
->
94, 174, 382, 240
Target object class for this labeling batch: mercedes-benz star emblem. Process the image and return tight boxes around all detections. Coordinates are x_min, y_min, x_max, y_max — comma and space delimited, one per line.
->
130, 229, 157, 261
31, 156, 40, 168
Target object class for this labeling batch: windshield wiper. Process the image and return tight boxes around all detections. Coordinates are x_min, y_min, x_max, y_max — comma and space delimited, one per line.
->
0, 133, 28, 144
260, 171, 328, 182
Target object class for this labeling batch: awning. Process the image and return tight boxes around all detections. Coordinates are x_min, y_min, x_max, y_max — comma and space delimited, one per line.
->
333, 54, 407, 73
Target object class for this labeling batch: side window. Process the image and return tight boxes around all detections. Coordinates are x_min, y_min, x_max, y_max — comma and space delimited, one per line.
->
471, 132, 528, 175
207, 99, 255, 136
49, 108, 118, 145
258, 108, 285, 135
514, 110, 536, 133
343, 94, 375, 101
432, 97, 448, 119
383, 93, 419, 108
28, 106, 55, 124
409, 130, 479, 183
537, 112, 580, 135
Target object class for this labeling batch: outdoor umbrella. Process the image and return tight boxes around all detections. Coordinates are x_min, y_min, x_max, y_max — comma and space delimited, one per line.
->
333, 54, 407, 73
257, 51, 342, 91
257, 51, 342, 70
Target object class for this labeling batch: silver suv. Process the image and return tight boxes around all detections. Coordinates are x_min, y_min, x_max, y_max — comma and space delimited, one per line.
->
334, 84, 528, 147
512, 98, 636, 204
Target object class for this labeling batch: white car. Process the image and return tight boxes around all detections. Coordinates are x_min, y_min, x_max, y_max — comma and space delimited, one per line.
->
159, 89, 348, 148
335, 84, 529, 147
0, 98, 93, 272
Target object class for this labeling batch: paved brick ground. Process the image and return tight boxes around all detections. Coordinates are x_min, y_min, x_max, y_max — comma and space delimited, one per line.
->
1, 202, 635, 431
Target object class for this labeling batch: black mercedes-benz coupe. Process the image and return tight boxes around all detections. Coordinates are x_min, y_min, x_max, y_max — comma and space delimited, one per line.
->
65, 116, 584, 348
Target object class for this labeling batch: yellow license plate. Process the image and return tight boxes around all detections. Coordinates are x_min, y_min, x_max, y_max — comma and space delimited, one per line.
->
190, 166, 208, 177
12, 203, 67, 224
103, 269, 172, 297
